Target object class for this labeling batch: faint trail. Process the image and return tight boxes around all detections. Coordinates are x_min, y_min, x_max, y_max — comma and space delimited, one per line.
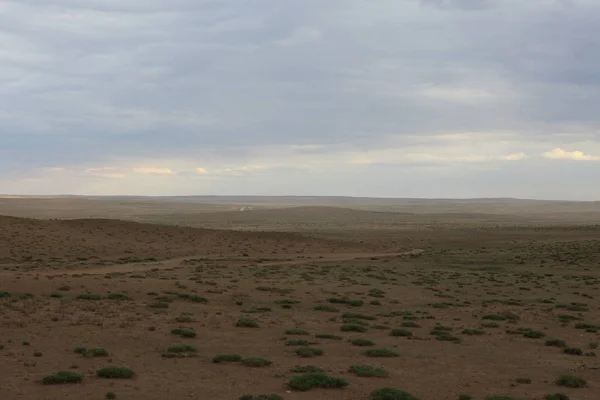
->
5, 249, 424, 277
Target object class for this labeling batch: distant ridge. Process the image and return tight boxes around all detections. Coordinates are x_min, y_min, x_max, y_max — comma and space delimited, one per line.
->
2, 195, 596, 204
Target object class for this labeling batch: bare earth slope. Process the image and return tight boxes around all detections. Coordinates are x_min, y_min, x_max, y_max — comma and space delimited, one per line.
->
0, 215, 375, 269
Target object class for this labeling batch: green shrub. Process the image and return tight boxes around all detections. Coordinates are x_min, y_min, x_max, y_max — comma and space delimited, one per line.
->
523, 330, 545, 339
288, 373, 348, 391
107, 293, 131, 301
484, 397, 519, 400
212, 354, 242, 363
545, 394, 570, 400
351, 338, 375, 346
148, 302, 169, 308
171, 328, 197, 338
370, 387, 421, 400
314, 305, 339, 312
341, 324, 367, 333
482, 322, 499, 328
296, 347, 324, 357
97, 367, 135, 379
167, 344, 197, 353
401, 321, 420, 328
315, 334, 342, 340
364, 348, 399, 357
287, 340, 310, 346
555, 374, 586, 388
77, 294, 102, 300
285, 329, 310, 335
349, 365, 389, 377
342, 313, 375, 320
462, 329, 485, 336
390, 329, 413, 337
516, 377, 532, 384
236, 318, 259, 328
328, 298, 363, 307
239, 395, 283, 400
105, 392, 117, 400
42, 371, 84, 385
291, 365, 324, 373
563, 347, 583, 356
242, 357, 272, 367
545, 339, 567, 348
86, 348, 109, 357
482, 314, 507, 321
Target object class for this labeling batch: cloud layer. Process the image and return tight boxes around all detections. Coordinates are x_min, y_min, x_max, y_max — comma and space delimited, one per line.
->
1, 0, 599, 199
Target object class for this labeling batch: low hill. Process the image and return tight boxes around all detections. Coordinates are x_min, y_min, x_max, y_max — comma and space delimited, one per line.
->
0, 215, 370, 268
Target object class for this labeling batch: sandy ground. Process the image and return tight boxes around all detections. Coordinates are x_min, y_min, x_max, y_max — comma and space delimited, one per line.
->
1, 205, 600, 400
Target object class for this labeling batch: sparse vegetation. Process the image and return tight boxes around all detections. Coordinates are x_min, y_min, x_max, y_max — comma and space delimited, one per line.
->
42, 371, 84, 385
97, 367, 135, 379
288, 373, 348, 391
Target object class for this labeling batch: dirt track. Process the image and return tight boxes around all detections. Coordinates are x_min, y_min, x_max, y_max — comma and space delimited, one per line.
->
9, 249, 425, 276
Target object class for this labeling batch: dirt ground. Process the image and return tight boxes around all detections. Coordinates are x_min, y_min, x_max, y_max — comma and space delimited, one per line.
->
1, 198, 599, 400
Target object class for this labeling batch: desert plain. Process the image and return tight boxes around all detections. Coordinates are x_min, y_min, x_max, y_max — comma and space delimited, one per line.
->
1, 196, 599, 400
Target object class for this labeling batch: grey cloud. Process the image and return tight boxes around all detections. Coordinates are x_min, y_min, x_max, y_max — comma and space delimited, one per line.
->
1, 0, 599, 197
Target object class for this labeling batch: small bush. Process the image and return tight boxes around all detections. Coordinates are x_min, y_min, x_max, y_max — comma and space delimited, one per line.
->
516, 377, 532, 384
482, 322, 499, 328
545, 394, 570, 400
462, 329, 485, 336
212, 354, 242, 363
42, 371, 84, 385
236, 318, 259, 328
484, 397, 519, 400
371, 387, 421, 400
97, 367, 135, 379
349, 365, 389, 377
285, 329, 310, 335
242, 357, 272, 367
341, 324, 367, 333
315, 334, 342, 340
287, 340, 310, 346
364, 348, 399, 357
86, 348, 109, 357
351, 338, 375, 347
342, 313, 375, 320
105, 392, 117, 400
171, 328, 197, 338
239, 395, 283, 400
296, 347, 324, 358
148, 302, 169, 308
390, 329, 413, 337
167, 344, 197, 353
523, 330, 545, 339
107, 293, 131, 301
563, 347, 583, 356
545, 339, 567, 348
77, 294, 102, 300
555, 374, 586, 388
401, 321, 420, 328
288, 373, 348, 391
290, 365, 324, 373
314, 305, 339, 312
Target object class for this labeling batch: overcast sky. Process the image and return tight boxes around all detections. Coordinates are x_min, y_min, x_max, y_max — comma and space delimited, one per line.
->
2, 0, 599, 199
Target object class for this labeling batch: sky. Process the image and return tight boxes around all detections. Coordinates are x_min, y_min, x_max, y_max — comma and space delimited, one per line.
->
1, 0, 599, 200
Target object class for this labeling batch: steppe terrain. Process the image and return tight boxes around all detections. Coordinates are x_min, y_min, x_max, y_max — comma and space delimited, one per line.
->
1, 196, 599, 400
